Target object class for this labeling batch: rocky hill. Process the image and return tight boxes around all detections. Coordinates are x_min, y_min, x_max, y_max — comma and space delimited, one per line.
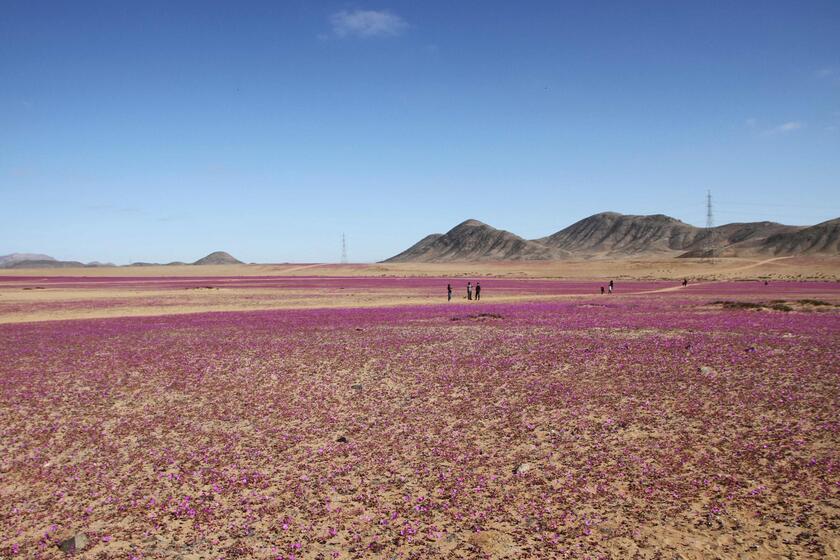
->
538, 213, 701, 256
384, 220, 563, 262
757, 218, 840, 256
0, 253, 115, 269
0, 253, 56, 267
386, 213, 838, 261
193, 251, 243, 265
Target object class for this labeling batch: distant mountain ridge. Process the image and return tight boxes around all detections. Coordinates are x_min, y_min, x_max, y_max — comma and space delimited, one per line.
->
0, 253, 56, 267
384, 220, 566, 262
193, 251, 242, 265
385, 213, 840, 262
4, 218, 837, 268
538, 213, 699, 256
0, 253, 114, 269
759, 218, 840, 256
0, 251, 243, 269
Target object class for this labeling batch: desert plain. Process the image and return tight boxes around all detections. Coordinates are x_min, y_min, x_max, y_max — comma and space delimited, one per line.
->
1, 257, 838, 559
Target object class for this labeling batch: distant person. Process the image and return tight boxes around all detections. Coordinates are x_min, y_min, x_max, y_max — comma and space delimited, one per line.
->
467, 282, 472, 300
475, 282, 481, 300
447, 283, 452, 302
600, 286, 605, 294
608, 284, 613, 294
764, 280, 769, 286
682, 278, 688, 287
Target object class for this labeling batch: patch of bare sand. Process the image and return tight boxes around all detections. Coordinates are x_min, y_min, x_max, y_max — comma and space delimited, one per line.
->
0, 288, 585, 324
2, 256, 838, 280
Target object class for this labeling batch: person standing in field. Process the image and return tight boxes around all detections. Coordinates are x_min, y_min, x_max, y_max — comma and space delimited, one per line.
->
467, 282, 472, 300
475, 282, 481, 300
600, 286, 605, 294
682, 278, 688, 287
609, 279, 614, 291
447, 283, 452, 301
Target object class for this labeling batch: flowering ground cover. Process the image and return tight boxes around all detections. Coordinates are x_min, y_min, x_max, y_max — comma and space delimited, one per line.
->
0, 281, 839, 559
0, 277, 672, 324
0, 275, 668, 295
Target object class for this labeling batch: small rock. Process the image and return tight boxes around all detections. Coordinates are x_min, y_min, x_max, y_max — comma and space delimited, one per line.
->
336, 435, 348, 443
58, 533, 88, 554
351, 384, 363, 391
513, 462, 532, 475
699, 366, 716, 376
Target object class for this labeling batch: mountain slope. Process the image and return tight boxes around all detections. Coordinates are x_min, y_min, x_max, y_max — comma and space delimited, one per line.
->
193, 251, 243, 265
383, 220, 562, 262
538, 212, 701, 256
757, 218, 840, 256
0, 253, 56, 268
677, 222, 803, 258
4, 259, 86, 268
386, 213, 838, 262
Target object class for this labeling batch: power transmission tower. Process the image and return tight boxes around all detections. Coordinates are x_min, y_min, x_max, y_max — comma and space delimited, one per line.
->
702, 190, 715, 261
706, 190, 714, 228
341, 233, 348, 264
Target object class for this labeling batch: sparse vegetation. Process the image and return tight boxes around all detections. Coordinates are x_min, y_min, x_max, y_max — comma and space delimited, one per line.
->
799, 299, 831, 306
710, 299, 838, 312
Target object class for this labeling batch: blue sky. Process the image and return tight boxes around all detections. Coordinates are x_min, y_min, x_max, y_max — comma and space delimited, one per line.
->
1, 1, 839, 263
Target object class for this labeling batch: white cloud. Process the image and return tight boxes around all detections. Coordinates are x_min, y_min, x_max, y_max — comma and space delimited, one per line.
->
329, 9, 407, 38
768, 121, 804, 134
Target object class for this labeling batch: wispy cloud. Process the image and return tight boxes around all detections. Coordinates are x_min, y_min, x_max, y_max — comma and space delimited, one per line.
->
86, 204, 143, 214
767, 121, 805, 135
816, 67, 836, 78
329, 9, 407, 38
156, 214, 187, 223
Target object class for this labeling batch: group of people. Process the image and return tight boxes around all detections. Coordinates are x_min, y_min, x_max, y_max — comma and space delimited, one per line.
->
600, 280, 615, 294
440, 276, 745, 301
447, 281, 481, 301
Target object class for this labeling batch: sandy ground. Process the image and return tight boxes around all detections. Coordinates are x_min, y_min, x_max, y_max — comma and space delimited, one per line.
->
1, 256, 838, 280
1, 263, 838, 559
0, 286, 573, 324
1, 257, 838, 324
1, 289, 838, 559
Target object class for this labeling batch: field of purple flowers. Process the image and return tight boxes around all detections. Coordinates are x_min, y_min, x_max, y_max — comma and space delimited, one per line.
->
1, 281, 839, 559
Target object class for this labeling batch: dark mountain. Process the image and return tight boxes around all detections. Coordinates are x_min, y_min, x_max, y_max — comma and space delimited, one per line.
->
0, 253, 56, 267
538, 212, 700, 256
4, 259, 85, 269
383, 219, 563, 262
387, 213, 839, 262
539, 213, 825, 258
0, 253, 114, 269
677, 222, 803, 258
193, 251, 243, 265
757, 218, 840, 256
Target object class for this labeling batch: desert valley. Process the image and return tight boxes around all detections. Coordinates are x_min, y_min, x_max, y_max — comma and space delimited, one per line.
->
3, 3, 839, 559
2, 210, 839, 559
